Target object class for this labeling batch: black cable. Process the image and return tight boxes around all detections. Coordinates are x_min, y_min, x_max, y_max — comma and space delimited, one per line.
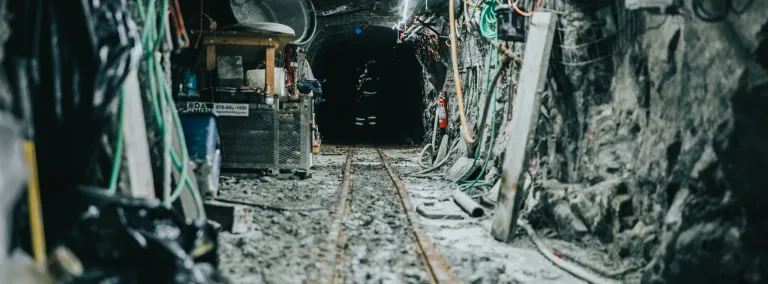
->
692, 0, 754, 22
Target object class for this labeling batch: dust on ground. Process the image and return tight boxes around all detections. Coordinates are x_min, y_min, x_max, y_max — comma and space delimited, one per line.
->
216, 152, 346, 284
339, 146, 429, 284
383, 147, 599, 284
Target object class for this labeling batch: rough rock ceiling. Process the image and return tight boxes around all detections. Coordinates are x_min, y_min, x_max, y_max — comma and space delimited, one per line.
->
314, 0, 436, 29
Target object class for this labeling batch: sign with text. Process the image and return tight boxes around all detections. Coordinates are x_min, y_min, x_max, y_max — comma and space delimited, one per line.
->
184, 102, 249, 117
213, 103, 249, 117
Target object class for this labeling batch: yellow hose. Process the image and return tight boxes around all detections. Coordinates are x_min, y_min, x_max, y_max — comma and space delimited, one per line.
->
23, 141, 46, 264
450, 0, 477, 146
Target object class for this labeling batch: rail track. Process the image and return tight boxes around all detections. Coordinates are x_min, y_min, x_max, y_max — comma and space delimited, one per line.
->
318, 146, 457, 284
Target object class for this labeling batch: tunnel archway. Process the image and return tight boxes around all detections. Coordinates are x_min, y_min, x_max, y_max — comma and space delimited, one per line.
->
311, 27, 424, 144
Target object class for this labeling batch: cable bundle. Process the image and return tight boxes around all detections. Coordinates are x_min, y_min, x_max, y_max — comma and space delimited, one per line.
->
132, 0, 204, 214
5, 0, 140, 190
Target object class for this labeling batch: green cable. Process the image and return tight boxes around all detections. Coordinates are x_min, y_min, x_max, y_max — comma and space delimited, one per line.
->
463, 45, 501, 190
479, 0, 498, 39
450, 42, 496, 186
135, 0, 202, 213
107, 88, 126, 194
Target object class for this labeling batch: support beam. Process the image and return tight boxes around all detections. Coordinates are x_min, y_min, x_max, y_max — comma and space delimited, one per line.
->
206, 45, 216, 71
491, 12, 557, 242
120, 71, 155, 198
266, 46, 276, 95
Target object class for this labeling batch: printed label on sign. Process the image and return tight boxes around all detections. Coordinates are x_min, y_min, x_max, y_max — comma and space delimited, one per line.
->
213, 103, 249, 117
186, 102, 212, 113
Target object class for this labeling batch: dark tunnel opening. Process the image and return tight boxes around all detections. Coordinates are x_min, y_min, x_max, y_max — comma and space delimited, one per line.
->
312, 27, 424, 144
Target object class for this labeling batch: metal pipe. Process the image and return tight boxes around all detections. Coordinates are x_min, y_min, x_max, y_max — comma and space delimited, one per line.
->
453, 191, 485, 217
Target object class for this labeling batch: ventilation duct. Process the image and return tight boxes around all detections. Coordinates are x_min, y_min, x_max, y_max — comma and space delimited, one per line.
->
226, 0, 317, 45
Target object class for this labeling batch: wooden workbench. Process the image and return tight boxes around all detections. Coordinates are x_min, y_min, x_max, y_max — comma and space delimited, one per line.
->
194, 25, 294, 96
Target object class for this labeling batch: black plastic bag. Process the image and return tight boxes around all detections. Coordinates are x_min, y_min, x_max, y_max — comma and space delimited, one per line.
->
59, 189, 226, 284
297, 79, 325, 104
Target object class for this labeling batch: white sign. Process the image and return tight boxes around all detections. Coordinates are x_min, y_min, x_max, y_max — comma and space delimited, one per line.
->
213, 103, 249, 117
184, 102, 249, 117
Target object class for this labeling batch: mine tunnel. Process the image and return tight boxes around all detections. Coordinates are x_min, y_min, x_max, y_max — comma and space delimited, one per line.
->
312, 27, 425, 144
1, 0, 767, 283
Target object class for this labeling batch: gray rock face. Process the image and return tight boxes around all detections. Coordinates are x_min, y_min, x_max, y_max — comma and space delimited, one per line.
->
416, 1, 768, 283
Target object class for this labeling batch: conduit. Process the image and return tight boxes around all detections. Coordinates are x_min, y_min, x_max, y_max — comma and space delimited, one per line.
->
450, 0, 477, 146
474, 53, 511, 152
416, 140, 461, 175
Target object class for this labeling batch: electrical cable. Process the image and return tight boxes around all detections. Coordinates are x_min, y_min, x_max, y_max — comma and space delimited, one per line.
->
480, 0, 498, 39
416, 140, 461, 175
136, 0, 204, 216
107, 88, 126, 194
451, 44, 496, 187
511, 0, 544, 17
692, 0, 753, 23
518, 220, 623, 284
450, 0, 477, 146
461, 54, 507, 190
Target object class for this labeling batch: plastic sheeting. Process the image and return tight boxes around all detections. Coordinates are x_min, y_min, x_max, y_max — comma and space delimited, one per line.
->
0, 112, 27, 281
60, 188, 224, 283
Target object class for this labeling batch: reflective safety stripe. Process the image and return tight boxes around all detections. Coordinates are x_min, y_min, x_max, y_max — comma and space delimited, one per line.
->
355, 122, 365, 126
355, 117, 366, 121
367, 116, 377, 120
368, 122, 377, 125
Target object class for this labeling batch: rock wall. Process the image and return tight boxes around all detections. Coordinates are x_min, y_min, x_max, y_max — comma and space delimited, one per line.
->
416, 0, 768, 282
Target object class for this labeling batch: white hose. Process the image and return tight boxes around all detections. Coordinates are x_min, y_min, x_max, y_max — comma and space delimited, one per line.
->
416, 140, 460, 175
518, 220, 623, 284
419, 144, 434, 169
420, 105, 442, 169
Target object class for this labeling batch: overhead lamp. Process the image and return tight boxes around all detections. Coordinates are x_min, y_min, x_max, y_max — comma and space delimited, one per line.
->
401, 0, 410, 24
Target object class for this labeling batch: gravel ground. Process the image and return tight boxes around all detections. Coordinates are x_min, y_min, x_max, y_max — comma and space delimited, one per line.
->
216, 152, 347, 284
382, 147, 588, 284
215, 145, 629, 284
339, 146, 430, 284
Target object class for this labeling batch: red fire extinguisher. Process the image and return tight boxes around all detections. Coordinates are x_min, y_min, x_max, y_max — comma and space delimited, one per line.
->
438, 97, 448, 129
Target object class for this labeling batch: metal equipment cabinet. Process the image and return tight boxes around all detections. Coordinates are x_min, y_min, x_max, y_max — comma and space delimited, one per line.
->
178, 96, 312, 175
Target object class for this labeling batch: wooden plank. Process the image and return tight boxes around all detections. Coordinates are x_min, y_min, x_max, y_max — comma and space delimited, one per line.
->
491, 12, 557, 242
266, 46, 276, 95
169, 112, 206, 220
203, 36, 283, 47
120, 71, 155, 198
206, 45, 216, 71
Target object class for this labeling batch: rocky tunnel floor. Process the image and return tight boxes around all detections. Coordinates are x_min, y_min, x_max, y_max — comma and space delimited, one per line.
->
215, 148, 348, 283
339, 146, 430, 283
382, 147, 598, 284
213, 144, 639, 284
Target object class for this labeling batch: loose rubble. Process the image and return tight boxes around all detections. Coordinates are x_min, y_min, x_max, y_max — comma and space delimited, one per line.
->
216, 153, 346, 284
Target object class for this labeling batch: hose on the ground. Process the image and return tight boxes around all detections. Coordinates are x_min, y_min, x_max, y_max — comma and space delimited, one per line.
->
415, 140, 461, 175
456, 42, 497, 182
518, 219, 622, 284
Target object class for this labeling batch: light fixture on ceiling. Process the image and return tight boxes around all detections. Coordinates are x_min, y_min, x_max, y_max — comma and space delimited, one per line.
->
401, 0, 410, 24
